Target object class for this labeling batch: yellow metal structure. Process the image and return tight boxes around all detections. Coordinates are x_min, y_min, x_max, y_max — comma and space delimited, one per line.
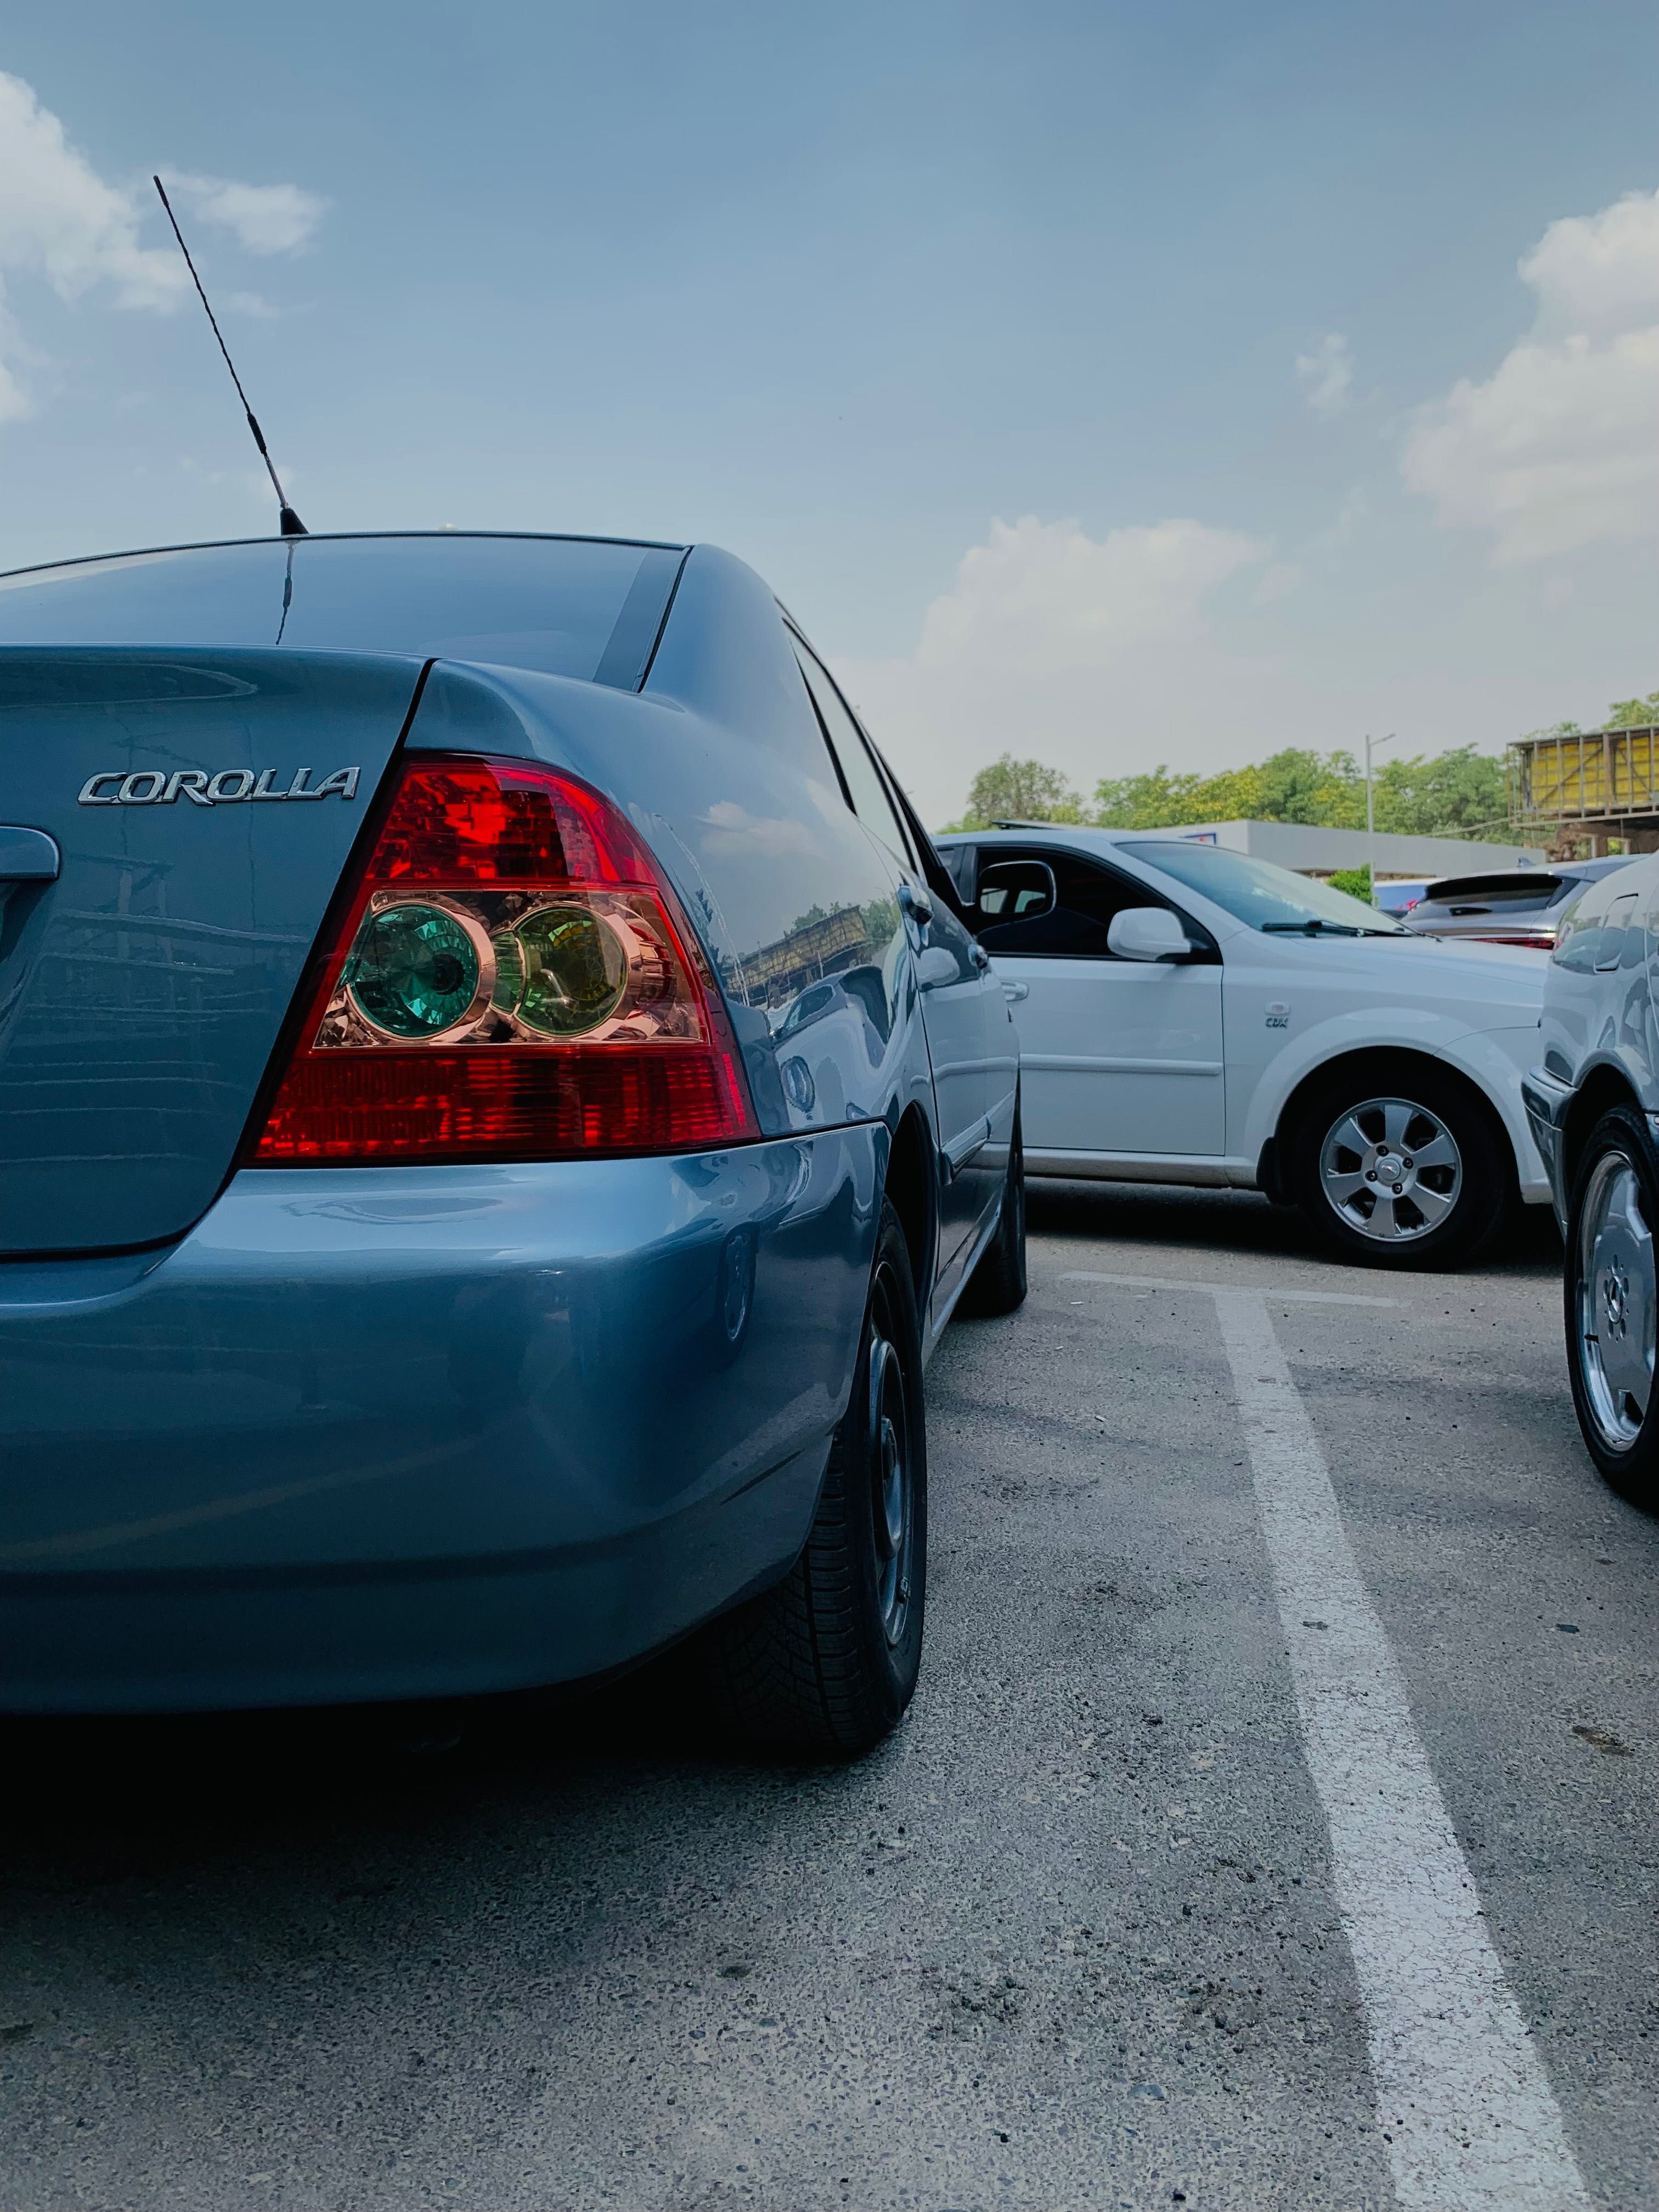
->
1508, 725, 1659, 837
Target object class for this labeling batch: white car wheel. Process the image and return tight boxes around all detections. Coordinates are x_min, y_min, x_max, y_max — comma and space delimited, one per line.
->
1293, 1063, 1508, 1271
1318, 1094, 1463, 1246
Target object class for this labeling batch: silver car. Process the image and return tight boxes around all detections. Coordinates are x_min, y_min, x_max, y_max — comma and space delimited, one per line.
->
1407, 856, 1634, 951
1522, 854, 1659, 1505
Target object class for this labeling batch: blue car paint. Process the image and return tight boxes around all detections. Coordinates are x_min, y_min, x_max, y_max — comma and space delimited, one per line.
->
0, 532, 1013, 1712
0, 1133, 877, 1711
405, 653, 918, 1146
0, 650, 425, 1252
406, 615, 1013, 1317
0, 533, 686, 686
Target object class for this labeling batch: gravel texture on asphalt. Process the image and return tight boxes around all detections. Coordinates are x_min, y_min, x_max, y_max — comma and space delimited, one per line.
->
0, 1185, 1653, 2210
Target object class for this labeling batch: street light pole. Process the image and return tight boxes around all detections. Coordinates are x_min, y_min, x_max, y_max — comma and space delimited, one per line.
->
1364, 732, 1397, 905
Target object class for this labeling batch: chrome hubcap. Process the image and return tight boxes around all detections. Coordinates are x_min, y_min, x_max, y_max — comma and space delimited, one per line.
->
867, 1306, 913, 1647
1576, 1152, 1655, 1452
1319, 1096, 1462, 1243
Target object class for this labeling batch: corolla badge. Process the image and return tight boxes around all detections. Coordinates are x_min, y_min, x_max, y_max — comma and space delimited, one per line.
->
77, 766, 361, 807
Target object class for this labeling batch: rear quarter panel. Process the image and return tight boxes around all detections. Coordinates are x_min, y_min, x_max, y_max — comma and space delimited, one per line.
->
404, 549, 939, 1272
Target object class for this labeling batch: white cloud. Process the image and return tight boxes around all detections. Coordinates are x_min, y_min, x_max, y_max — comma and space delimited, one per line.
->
1402, 188, 1659, 563
0, 72, 184, 311
830, 514, 1268, 821
0, 72, 326, 422
1295, 332, 1352, 417
909, 514, 1264, 669
1521, 191, 1659, 335
160, 172, 328, 256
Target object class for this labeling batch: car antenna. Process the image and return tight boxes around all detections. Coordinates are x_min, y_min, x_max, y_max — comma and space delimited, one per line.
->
152, 174, 306, 537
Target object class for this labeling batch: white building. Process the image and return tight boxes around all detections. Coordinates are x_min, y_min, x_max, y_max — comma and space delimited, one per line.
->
1131, 817, 1545, 884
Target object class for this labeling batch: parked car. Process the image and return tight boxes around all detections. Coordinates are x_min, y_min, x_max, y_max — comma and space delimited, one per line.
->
1375, 879, 1430, 917
938, 827, 1550, 1268
0, 531, 1024, 1746
1521, 855, 1658, 1503
1406, 856, 1636, 950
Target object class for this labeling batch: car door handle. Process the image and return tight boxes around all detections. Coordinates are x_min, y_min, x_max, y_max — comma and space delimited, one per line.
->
1003, 980, 1029, 1001
897, 882, 933, 928
0, 827, 59, 882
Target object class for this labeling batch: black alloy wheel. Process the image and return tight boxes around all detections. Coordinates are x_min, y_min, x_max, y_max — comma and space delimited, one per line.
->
960, 1100, 1028, 1317
1291, 1060, 1510, 1270
707, 1196, 927, 1757
1565, 1105, 1659, 1508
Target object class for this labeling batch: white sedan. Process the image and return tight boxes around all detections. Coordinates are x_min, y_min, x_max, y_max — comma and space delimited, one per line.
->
936, 827, 1551, 1268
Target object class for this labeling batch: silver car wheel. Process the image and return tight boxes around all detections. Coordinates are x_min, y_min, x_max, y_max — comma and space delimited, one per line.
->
1318, 1094, 1463, 1243
1574, 1149, 1656, 1453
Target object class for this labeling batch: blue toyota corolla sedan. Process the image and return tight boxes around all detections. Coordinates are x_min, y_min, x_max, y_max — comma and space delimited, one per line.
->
0, 531, 1025, 1754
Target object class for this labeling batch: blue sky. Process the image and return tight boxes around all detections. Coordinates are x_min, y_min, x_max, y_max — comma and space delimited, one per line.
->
2, 1, 1655, 820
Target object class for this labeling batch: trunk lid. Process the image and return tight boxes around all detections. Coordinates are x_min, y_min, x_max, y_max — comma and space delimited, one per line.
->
0, 648, 422, 1253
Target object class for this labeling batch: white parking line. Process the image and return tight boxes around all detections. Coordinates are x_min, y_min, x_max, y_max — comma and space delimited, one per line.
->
1059, 1269, 1406, 1308
1072, 1271, 1591, 2212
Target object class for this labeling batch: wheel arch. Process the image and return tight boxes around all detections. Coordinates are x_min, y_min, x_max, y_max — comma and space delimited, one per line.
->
1561, 1061, 1644, 1203
881, 1103, 936, 1309
1274, 1045, 1520, 1195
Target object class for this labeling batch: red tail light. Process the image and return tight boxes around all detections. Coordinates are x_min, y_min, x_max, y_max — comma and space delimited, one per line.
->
244, 754, 759, 1164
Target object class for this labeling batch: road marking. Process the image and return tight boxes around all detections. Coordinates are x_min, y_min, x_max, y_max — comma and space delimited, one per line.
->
1059, 1269, 1406, 1308
1073, 1269, 1590, 2210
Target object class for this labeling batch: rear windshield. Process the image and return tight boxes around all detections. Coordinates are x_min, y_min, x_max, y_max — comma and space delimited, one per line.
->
0, 534, 685, 690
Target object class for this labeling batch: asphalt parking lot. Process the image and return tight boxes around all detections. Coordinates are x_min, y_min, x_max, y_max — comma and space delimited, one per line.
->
1, 1186, 1655, 2212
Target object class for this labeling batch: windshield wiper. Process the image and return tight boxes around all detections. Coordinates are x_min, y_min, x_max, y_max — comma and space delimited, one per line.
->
1260, 919, 1402, 937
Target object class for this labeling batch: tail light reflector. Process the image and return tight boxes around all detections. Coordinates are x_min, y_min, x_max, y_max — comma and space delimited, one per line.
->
244, 754, 758, 1164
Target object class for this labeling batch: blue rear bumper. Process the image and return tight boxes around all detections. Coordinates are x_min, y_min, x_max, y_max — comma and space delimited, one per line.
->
0, 1131, 880, 1712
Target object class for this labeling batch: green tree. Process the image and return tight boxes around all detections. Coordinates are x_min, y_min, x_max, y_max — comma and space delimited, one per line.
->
950, 754, 1085, 830
1092, 761, 1268, 827
1371, 746, 1507, 837
1328, 865, 1372, 901
949, 740, 1520, 842
1606, 691, 1659, 728
1092, 767, 1202, 828
1255, 748, 1363, 826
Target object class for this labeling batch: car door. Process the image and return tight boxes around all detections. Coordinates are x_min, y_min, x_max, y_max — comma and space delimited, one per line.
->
791, 640, 1002, 1262
974, 843, 1226, 1160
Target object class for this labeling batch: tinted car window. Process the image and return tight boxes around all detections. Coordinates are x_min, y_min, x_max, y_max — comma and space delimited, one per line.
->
975, 847, 1193, 957
793, 644, 915, 868
0, 534, 685, 689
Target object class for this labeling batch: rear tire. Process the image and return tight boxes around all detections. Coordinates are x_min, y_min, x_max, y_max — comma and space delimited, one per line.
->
1564, 1106, 1659, 1509
960, 1103, 1027, 1317
706, 1198, 927, 1758
1290, 1061, 1509, 1271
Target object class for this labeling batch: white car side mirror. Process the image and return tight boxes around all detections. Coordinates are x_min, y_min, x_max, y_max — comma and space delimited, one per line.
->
1107, 906, 1193, 962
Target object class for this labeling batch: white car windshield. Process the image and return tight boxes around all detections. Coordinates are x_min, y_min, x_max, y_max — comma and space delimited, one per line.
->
1119, 842, 1408, 935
